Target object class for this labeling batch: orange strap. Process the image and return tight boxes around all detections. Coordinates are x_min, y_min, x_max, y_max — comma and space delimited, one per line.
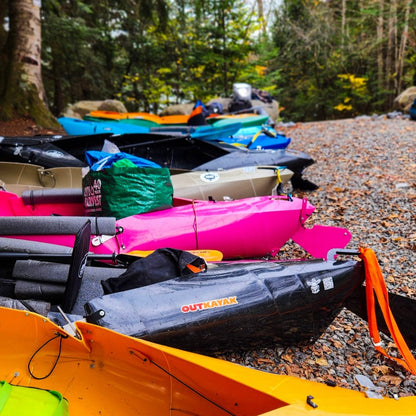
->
359, 247, 416, 374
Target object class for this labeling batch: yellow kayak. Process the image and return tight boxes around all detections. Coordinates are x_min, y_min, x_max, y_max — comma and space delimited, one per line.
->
0, 307, 413, 416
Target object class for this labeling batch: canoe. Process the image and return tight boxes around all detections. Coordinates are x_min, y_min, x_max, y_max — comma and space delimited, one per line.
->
0, 307, 414, 416
0, 193, 352, 260
0, 161, 293, 200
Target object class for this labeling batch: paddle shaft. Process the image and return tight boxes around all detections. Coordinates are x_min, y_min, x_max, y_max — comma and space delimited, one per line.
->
0, 252, 118, 264
0, 249, 223, 265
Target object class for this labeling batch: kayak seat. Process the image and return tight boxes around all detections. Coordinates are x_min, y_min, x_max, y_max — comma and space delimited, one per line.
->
0, 380, 68, 416
38, 167, 82, 188
0, 162, 44, 196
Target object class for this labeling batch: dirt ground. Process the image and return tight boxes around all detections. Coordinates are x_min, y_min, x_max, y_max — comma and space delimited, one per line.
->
0, 117, 66, 137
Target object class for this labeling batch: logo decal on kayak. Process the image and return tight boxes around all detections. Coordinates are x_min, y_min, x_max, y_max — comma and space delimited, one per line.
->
45, 150, 65, 158
181, 296, 238, 313
306, 278, 321, 294
306, 276, 334, 294
200, 172, 220, 183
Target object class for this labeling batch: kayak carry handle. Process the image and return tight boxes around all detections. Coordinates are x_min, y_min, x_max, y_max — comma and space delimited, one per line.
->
327, 248, 360, 261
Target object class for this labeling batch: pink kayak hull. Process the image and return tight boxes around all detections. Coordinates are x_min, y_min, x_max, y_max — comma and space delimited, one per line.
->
0, 192, 351, 259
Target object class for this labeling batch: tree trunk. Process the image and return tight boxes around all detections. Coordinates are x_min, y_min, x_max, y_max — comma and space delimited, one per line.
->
385, 0, 396, 106
0, 0, 58, 127
396, 0, 411, 93
376, 0, 384, 90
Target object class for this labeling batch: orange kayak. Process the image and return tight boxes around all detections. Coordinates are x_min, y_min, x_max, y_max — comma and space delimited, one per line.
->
0, 306, 414, 416
88, 110, 190, 125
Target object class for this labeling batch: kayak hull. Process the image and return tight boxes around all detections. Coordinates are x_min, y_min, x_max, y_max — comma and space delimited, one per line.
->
0, 194, 351, 260
170, 166, 293, 200
0, 306, 414, 415
84, 258, 365, 352
0, 161, 292, 200
1, 133, 315, 189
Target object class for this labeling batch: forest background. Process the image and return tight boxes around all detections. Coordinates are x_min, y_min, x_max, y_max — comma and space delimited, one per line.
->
0, 0, 415, 128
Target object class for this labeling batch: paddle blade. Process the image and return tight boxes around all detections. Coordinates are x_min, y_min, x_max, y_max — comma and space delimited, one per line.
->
344, 285, 416, 350
61, 220, 91, 313
128, 249, 223, 262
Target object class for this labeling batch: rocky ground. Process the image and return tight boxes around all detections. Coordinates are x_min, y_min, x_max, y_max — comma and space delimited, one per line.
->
1, 114, 415, 398
219, 115, 416, 398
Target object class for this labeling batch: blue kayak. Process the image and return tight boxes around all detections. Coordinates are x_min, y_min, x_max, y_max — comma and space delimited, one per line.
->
58, 117, 149, 135
220, 125, 291, 150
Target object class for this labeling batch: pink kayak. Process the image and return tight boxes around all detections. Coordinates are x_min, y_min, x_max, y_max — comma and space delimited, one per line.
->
0, 191, 351, 260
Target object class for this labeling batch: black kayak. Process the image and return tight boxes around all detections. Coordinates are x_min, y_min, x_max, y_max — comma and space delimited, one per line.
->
13, 132, 317, 190
83, 254, 365, 353
1, 223, 416, 354
0, 225, 363, 354
0, 135, 86, 167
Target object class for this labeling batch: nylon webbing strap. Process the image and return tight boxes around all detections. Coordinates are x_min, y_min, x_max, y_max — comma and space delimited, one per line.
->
359, 247, 416, 375
276, 168, 281, 185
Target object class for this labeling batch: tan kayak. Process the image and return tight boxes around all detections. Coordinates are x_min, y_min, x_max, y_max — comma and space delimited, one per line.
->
0, 162, 82, 195
0, 162, 292, 200
171, 166, 293, 200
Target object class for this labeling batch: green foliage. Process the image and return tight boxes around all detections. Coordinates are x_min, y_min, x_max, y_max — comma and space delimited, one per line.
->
40, 0, 261, 115
268, 0, 416, 121
5, 0, 414, 121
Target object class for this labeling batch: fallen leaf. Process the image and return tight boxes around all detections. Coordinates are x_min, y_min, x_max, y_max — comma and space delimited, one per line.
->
379, 375, 402, 386
281, 353, 293, 363
373, 365, 390, 375
316, 357, 329, 366
257, 358, 275, 365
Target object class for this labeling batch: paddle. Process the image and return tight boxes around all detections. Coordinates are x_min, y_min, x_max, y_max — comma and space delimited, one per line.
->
0, 248, 223, 266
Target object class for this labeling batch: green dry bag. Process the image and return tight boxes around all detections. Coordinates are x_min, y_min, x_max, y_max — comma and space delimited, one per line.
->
83, 164, 173, 220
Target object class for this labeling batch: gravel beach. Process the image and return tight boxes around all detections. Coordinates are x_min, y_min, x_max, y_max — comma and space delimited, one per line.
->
220, 116, 416, 398
1, 115, 415, 399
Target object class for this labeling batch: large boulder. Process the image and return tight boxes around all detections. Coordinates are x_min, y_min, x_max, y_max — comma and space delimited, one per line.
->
160, 103, 195, 116
98, 100, 128, 113
393, 87, 416, 113
61, 99, 127, 119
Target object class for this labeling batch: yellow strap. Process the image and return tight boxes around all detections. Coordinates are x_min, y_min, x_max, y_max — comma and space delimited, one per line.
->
275, 168, 281, 185
250, 130, 262, 144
